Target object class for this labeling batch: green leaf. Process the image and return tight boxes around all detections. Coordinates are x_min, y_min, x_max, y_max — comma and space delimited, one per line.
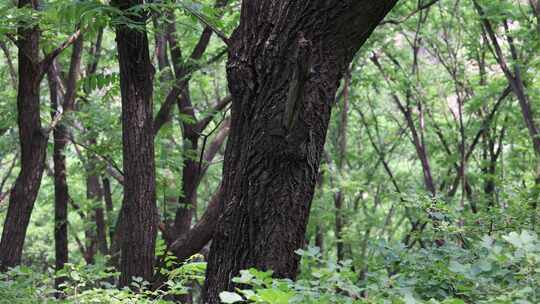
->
70, 271, 81, 281
442, 299, 466, 304
257, 288, 292, 304
448, 261, 467, 274
219, 291, 243, 303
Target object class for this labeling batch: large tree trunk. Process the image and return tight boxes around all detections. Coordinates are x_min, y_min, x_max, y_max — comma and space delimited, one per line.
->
202, 1, 397, 302
0, 0, 47, 270
112, 0, 157, 286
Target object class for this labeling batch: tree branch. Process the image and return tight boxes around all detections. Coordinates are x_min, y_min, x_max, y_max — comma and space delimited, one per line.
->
197, 95, 232, 131
179, 2, 230, 46
169, 185, 223, 260
39, 29, 82, 73
0, 41, 17, 89
0, 153, 18, 204
381, 0, 440, 25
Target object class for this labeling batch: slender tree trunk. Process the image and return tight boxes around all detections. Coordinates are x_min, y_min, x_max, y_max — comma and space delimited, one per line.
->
482, 133, 497, 208
112, 0, 157, 286
86, 155, 107, 260
48, 37, 84, 270
95, 206, 108, 255
334, 69, 350, 262
530, 0, 540, 36
0, 0, 47, 270
203, 2, 397, 302
47, 65, 69, 293
174, 105, 200, 236
315, 226, 324, 253
102, 177, 115, 243
314, 170, 325, 254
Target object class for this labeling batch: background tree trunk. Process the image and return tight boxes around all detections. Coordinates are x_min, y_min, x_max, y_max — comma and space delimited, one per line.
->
334, 69, 350, 262
203, 1, 397, 302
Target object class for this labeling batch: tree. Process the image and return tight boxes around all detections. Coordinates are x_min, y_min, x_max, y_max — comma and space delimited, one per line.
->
46, 31, 83, 291
111, 0, 157, 286
0, 0, 80, 270
473, 0, 540, 228
0, 0, 47, 271
202, 1, 398, 302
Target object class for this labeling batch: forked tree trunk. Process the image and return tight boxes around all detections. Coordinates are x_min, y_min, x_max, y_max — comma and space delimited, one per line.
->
112, 0, 157, 286
47, 28, 82, 289
0, 0, 47, 270
203, 1, 397, 302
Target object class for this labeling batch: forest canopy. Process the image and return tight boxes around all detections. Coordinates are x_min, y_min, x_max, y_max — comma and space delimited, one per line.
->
0, 0, 539, 303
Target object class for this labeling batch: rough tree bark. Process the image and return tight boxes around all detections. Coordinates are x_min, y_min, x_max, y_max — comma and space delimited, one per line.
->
202, 1, 398, 302
112, 0, 157, 286
0, 0, 47, 270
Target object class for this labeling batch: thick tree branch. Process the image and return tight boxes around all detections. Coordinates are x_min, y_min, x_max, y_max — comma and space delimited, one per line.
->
169, 185, 223, 260
189, 0, 229, 60
153, 51, 228, 135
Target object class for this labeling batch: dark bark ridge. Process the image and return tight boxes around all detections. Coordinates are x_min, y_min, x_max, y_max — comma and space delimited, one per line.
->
203, 1, 398, 302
